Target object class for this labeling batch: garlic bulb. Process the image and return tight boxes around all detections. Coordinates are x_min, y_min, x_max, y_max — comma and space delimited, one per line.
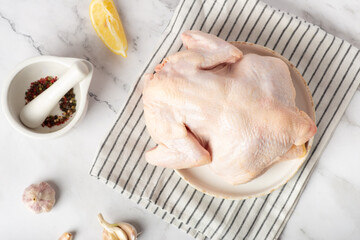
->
22, 182, 55, 214
58, 232, 73, 240
98, 213, 137, 240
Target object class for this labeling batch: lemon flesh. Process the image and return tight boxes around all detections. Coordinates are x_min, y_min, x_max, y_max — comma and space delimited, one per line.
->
90, 0, 128, 57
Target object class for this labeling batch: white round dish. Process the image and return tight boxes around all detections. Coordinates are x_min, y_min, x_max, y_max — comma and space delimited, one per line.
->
1, 56, 93, 139
176, 42, 315, 200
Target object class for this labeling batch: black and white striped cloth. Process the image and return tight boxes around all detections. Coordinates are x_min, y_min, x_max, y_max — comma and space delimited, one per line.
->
90, 0, 360, 239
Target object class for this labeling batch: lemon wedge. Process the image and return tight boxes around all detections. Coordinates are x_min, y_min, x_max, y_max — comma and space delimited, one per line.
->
89, 0, 128, 57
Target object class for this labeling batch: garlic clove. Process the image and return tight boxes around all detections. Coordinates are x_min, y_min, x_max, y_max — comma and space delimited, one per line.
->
58, 232, 73, 240
118, 223, 137, 240
22, 181, 56, 214
98, 213, 128, 240
98, 213, 138, 240
102, 229, 119, 240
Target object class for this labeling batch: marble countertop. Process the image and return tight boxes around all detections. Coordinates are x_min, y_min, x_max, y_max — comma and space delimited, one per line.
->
0, 0, 359, 239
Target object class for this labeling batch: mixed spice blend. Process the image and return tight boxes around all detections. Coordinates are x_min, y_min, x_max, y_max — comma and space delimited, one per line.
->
25, 76, 76, 128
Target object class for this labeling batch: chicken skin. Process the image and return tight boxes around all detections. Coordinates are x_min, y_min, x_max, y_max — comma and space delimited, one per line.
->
142, 30, 317, 185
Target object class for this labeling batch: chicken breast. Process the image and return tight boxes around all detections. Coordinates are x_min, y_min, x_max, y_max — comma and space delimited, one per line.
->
142, 30, 317, 185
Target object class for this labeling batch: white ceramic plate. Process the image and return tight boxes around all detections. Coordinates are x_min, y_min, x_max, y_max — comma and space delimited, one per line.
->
176, 42, 315, 200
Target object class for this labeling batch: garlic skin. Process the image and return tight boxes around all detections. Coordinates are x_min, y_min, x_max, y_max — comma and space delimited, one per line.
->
58, 232, 73, 240
22, 182, 55, 214
98, 213, 137, 240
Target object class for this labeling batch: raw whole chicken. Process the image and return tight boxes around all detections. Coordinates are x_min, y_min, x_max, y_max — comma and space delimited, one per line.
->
142, 30, 317, 185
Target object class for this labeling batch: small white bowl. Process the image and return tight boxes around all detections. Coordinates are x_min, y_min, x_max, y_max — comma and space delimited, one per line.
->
1, 56, 93, 139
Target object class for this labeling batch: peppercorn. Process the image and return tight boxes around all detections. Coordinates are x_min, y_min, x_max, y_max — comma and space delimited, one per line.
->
24, 76, 77, 128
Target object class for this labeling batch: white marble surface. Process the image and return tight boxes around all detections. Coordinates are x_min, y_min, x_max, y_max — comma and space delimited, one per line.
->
0, 0, 359, 239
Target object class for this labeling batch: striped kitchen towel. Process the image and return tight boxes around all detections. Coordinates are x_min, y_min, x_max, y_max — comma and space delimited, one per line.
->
90, 0, 360, 239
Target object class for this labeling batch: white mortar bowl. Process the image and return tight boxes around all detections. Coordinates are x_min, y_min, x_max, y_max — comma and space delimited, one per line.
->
1, 56, 93, 139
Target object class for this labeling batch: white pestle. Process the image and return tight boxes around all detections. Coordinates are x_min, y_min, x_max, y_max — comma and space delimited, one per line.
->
20, 61, 89, 129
